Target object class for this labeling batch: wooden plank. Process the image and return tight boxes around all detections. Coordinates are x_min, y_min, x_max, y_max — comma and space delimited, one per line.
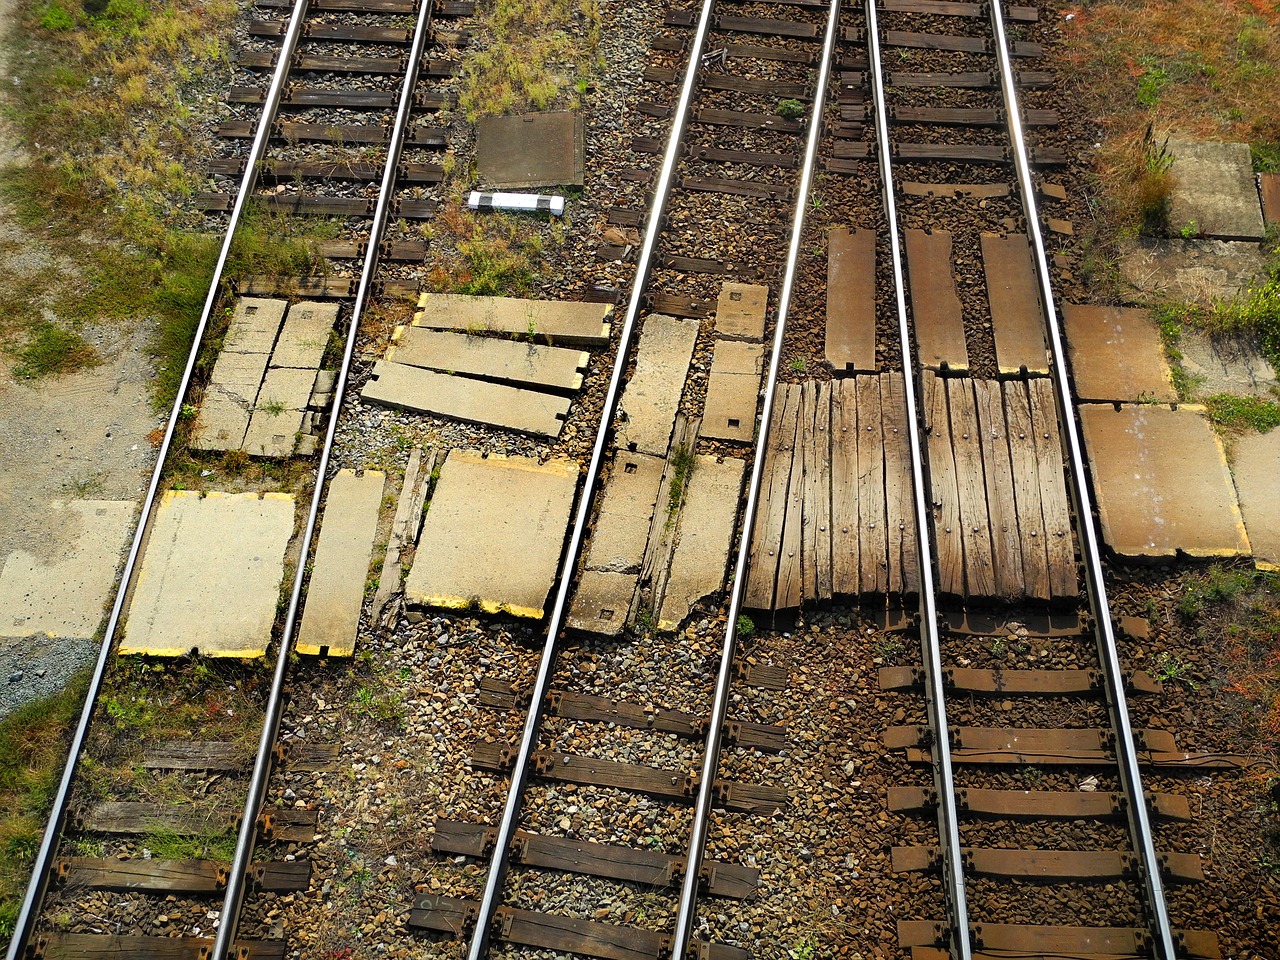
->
249, 861, 312, 891
825, 227, 877, 373
893, 847, 1203, 882
905, 230, 968, 371
36, 935, 283, 960
886, 30, 985, 53
887, 785, 1193, 821
58, 859, 226, 893
693, 108, 805, 133
810, 383, 833, 599
923, 373, 964, 595
830, 379, 860, 596
1028, 377, 1077, 598
855, 376, 888, 594
890, 71, 995, 89
946, 378, 995, 597
888, 725, 1177, 755
1002, 380, 1050, 600
745, 385, 796, 609
799, 382, 820, 602
973, 379, 1023, 598
143, 741, 247, 772
898, 922, 1219, 959
703, 74, 809, 98
715, 14, 819, 38
902, 181, 1009, 198
882, 0, 1038, 18
980, 233, 1048, 375
881, 372, 918, 595
776, 387, 807, 609
256, 807, 319, 842
76, 802, 230, 835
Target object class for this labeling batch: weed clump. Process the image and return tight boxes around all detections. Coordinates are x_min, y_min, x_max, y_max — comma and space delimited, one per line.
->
425, 202, 543, 297
13, 322, 99, 379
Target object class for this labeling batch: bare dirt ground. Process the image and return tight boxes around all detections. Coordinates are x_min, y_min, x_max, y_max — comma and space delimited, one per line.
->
0, 0, 156, 714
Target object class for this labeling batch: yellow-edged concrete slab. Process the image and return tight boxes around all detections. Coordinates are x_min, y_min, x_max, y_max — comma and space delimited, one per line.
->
1230, 429, 1280, 571
120, 491, 295, 657
1078, 404, 1249, 560
404, 451, 579, 619
1062, 303, 1177, 403
413, 293, 611, 348
296, 470, 385, 657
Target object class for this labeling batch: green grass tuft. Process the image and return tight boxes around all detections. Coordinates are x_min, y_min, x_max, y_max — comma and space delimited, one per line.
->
1203, 394, 1280, 433
13, 322, 99, 379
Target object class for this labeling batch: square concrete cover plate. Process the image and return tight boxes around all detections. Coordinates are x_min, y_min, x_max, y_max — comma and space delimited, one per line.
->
476, 111, 585, 189
405, 451, 579, 618
1078, 405, 1248, 559
120, 491, 295, 657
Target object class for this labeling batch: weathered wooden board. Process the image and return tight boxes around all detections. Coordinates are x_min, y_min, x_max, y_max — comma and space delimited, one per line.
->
855, 376, 888, 594
826, 227, 877, 373
924, 373, 964, 595
1028, 377, 1077, 597
745, 386, 796, 609
906, 230, 968, 371
830, 379, 860, 596
775, 388, 807, 610
1003, 380, 1051, 600
972, 380, 1023, 597
981, 233, 1048, 375
946, 378, 995, 596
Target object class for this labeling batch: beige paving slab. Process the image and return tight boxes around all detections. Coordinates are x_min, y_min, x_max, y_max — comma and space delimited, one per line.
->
413, 293, 612, 348
120, 491, 295, 657
361, 360, 570, 437
1062, 303, 1177, 403
0, 501, 134, 641
715, 282, 768, 341
701, 340, 763, 443
585, 452, 665, 574
567, 570, 638, 637
1231, 430, 1280, 571
192, 351, 271, 452
617, 314, 699, 456
224, 297, 287, 354
387, 327, 588, 391
272, 301, 337, 369
658, 455, 745, 632
1168, 139, 1265, 241
243, 367, 315, 458
405, 451, 579, 619
1078, 405, 1249, 560
296, 470, 385, 657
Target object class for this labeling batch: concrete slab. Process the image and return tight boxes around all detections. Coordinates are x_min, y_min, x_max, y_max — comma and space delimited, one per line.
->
361, 360, 570, 437
658, 455, 745, 631
243, 367, 315, 458
272, 301, 337, 370
192, 351, 271, 452
826, 228, 876, 373
0, 500, 134, 641
413, 294, 611, 348
120, 491, 295, 657
477, 111, 585, 189
223, 297, 287, 355
1231, 430, 1280, 570
567, 570, 638, 637
1168, 140, 1264, 241
387, 327, 588, 392
701, 340, 763, 443
1120, 238, 1268, 306
617, 315, 699, 456
1061, 303, 1177, 403
584, 452, 665, 574
1178, 329, 1278, 398
404, 451, 579, 619
715, 282, 768, 341
1078, 404, 1249, 560
296, 470, 385, 657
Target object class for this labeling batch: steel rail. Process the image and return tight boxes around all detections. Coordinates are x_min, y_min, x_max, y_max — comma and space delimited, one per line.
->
2, 4, 313, 956
210, 1, 436, 955
668, 1, 842, 955
986, 4, 1178, 958
463, 0, 721, 955
864, 1, 974, 957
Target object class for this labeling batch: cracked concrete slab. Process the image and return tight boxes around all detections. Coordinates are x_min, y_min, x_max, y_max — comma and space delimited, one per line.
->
1168, 139, 1265, 241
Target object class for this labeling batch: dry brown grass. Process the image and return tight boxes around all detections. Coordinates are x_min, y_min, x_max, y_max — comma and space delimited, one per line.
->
1062, 0, 1280, 238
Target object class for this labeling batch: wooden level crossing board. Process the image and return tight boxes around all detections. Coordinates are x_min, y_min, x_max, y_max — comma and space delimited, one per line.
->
746, 373, 1076, 609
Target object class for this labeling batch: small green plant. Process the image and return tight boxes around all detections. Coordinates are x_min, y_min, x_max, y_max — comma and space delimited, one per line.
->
1136, 63, 1170, 107
1179, 564, 1259, 617
1252, 142, 1280, 173
776, 98, 806, 120
1022, 765, 1044, 786
989, 636, 1009, 658
666, 445, 696, 517
1180, 220, 1200, 239
1203, 394, 1280, 434
792, 938, 817, 960
351, 685, 405, 727
633, 603, 656, 638
789, 356, 807, 374
259, 399, 286, 417
873, 635, 904, 658
736, 614, 755, 638
13, 322, 100, 379
39, 2, 76, 30
1152, 650, 1199, 689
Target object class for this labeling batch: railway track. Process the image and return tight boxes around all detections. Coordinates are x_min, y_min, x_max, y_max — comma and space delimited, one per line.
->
5, 0, 460, 956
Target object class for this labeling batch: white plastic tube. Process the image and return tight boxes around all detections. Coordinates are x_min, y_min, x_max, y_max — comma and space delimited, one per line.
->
468, 190, 565, 215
